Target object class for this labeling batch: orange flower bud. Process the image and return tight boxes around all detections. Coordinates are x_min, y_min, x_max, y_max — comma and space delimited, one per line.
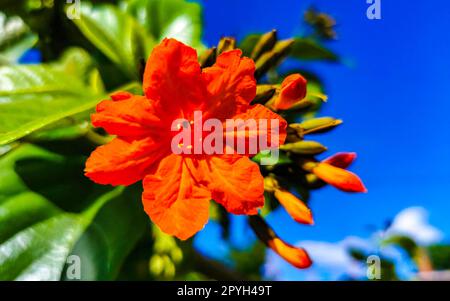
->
274, 189, 314, 225
249, 215, 312, 269
268, 238, 312, 269
323, 152, 356, 169
273, 73, 307, 110
313, 162, 367, 193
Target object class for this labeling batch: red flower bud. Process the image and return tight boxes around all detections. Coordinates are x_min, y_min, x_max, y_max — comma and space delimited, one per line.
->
323, 152, 356, 169
273, 73, 307, 110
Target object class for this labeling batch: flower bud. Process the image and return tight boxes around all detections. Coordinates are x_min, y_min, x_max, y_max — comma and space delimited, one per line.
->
251, 30, 277, 60
254, 85, 277, 104
272, 74, 307, 110
274, 189, 314, 225
217, 37, 236, 54
249, 215, 312, 269
280, 140, 327, 155
291, 117, 342, 135
313, 162, 367, 192
255, 39, 294, 78
323, 152, 356, 169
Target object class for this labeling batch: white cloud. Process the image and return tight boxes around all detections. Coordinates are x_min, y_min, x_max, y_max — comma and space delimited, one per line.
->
385, 207, 443, 245
264, 207, 444, 280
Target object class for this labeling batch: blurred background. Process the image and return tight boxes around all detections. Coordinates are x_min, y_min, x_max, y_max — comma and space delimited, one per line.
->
197, 0, 450, 280
1, 0, 449, 281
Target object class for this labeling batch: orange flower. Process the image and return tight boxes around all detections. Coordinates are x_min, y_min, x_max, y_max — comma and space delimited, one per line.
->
312, 153, 367, 192
249, 215, 312, 269
272, 73, 307, 110
274, 189, 313, 225
85, 38, 287, 240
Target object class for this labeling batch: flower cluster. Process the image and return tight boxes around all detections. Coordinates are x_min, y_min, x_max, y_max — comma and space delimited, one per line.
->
85, 33, 366, 269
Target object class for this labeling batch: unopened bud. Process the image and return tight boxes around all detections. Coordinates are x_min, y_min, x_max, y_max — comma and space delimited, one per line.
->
254, 85, 277, 104
280, 140, 327, 155
217, 37, 236, 54
255, 39, 295, 79
251, 30, 277, 60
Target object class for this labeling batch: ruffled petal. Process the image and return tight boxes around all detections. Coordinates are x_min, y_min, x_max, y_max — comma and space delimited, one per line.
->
142, 154, 211, 240
143, 38, 205, 117
85, 137, 168, 186
194, 154, 264, 214
202, 50, 256, 120
92, 93, 166, 138
224, 104, 287, 155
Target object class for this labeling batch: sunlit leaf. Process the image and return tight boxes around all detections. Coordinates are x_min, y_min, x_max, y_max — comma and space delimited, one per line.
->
124, 0, 203, 48
0, 144, 145, 280
0, 64, 102, 145
291, 38, 338, 61
72, 4, 155, 79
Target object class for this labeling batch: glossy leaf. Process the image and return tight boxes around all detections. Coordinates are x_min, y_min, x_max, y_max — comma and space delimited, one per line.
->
124, 0, 203, 47
72, 4, 155, 79
0, 64, 102, 145
0, 144, 145, 280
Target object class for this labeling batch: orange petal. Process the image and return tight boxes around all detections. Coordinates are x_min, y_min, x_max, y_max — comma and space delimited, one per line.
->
273, 73, 307, 110
142, 154, 211, 240
323, 152, 356, 169
92, 94, 166, 138
202, 49, 256, 120
224, 104, 287, 155
274, 189, 314, 225
195, 154, 264, 215
268, 238, 312, 269
85, 137, 167, 186
313, 162, 367, 192
143, 38, 206, 117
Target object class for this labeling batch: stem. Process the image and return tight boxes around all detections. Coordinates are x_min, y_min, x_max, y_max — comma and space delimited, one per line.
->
85, 128, 113, 145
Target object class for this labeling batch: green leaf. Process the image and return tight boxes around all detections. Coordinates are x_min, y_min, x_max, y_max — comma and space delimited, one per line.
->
0, 12, 37, 64
62, 185, 149, 280
0, 145, 149, 280
0, 187, 124, 280
124, 0, 203, 48
291, 38, 338, 61
0, 64, 102, 145
72, 4, 155, 80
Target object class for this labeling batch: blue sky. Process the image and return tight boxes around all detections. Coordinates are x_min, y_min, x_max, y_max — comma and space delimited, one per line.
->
194, 0, 450, 273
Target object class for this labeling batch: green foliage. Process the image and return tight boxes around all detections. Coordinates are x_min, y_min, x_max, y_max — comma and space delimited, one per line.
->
0, 12, 37, 64
124, 0, 203, 47
0, 0, 212, 281
0, 0, 347, 280
0, 63, 102, 145
72, 4, 155, 80
427, 244, 450, 270
291, 38, 338, 61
